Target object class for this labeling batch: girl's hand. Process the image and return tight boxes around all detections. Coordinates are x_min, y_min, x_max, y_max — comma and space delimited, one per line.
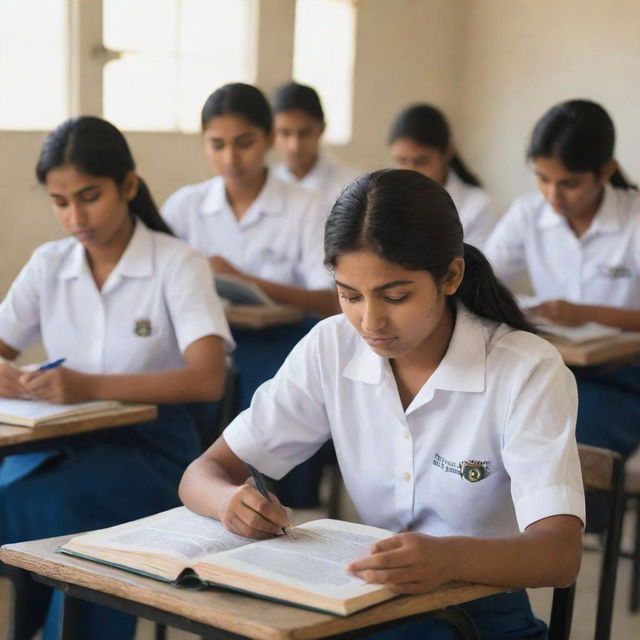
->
219, 480, 291, 540
210, 256, 242, 277
0, 362, 26, 398
533, 300, 584, 326
347, 532, 454, 595
19, 367, 89, 404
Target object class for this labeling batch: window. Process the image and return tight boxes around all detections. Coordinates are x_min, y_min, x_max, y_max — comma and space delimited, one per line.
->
0, 0, 69, 130
103, 0, 258, 132
293, 0, 356, 145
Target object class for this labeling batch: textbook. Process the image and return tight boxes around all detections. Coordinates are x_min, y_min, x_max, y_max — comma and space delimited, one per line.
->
0, 398, 122, 428
59, 506, 398, 616
215, 274, 275, 306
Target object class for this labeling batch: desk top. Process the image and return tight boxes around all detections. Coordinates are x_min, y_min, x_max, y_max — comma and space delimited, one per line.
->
1, 535, 503, 640
544, 332, 640, 367
0, 403, 157, 449
225, 304, 304, 329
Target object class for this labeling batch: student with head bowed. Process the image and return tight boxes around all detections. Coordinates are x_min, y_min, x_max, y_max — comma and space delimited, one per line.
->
485, 99, 640, 458
162, 83, 337, 507
0, 116, 233, 640
180, 169, 585, 639
271, 81, 359, 206
389, 104, 499, 250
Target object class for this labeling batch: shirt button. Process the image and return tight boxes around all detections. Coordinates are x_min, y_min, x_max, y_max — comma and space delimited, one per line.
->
403, 472, 411, 482
404, 430, 411, 440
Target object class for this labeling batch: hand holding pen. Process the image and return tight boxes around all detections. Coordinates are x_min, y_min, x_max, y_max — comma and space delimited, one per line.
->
20, 358, 83, 404
247, 464, 296, 541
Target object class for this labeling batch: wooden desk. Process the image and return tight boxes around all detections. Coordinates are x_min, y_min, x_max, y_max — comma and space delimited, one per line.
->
1, 536, 504, 640
225, 304, 304, 329
0, 403, 157, 456
544, 332, 640, 367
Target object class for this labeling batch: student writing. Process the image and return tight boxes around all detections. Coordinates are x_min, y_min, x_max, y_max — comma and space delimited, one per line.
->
389, 103, 499, 250
179, 169, 584, 639
271, 81, 359, 206
485, 99, 640, 458
0, 116, 233, 640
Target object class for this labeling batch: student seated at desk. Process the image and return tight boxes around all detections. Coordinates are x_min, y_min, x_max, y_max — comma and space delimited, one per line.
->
0, 116, 232, 640
162, 83, 337, 508
485, 99, 640, 458
271, 82, 359, 205
389, 104, 499, 250
180, 169, 585, 640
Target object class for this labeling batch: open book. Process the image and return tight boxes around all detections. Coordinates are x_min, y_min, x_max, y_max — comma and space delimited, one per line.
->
215, 274, 275, 306
0, 398, 122, 428
59, 506, 397, 616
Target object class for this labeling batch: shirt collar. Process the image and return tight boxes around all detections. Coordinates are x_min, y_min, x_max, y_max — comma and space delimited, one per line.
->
536, 184, 620, 233
198, 171, 286, 221
342, 304, 487, 394
57, 220, 154, 282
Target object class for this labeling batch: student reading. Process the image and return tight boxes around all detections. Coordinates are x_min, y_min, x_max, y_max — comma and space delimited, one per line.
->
0, 116, 233, 640
389, 103, 499, 249
485, 99, 640, 458
180, 169, 585, 639
271, 81, 359, 205
162, 83, 337, 507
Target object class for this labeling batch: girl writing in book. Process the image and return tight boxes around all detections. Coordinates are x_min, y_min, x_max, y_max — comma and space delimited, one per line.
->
0, 116, 233, 640
180, 169, 584, 639
162, 82, 338, 508
485, 99, 640, 458
389, 104, 499, 249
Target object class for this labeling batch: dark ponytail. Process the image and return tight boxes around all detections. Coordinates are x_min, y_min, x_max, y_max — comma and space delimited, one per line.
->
36, 116, 174, 235
388, 104, 482, 188
325, 169, 535, 333
527, 99, 637, 191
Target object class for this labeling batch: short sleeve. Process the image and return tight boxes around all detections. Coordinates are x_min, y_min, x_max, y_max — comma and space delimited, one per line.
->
484, 199, 529, 283
297, 195, 334, 290
223, 327, 331, 479
0, 252, 43, 351
502, 354, 585, 530
164, 248, 234, 352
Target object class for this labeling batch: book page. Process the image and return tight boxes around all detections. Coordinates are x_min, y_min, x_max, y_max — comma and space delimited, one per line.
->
0, 398, 121, 427
199, 519, 393, 597
66, 507, 254, 563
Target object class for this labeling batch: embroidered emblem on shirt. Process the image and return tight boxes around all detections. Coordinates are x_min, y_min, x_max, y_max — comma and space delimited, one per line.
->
432, 454, 490, 482
597, 264, 632, 279
134, 319, 152, 337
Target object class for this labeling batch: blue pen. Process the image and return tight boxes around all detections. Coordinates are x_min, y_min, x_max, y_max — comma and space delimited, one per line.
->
246, 464, 295, 540
39, 358, 66, 371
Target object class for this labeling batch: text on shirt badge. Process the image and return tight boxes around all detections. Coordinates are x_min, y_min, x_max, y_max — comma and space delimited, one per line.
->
596, 264, 632, 279
432, 453, 490, 483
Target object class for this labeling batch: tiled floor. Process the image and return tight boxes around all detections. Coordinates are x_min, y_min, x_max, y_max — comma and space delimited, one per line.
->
1, 478, 639, 639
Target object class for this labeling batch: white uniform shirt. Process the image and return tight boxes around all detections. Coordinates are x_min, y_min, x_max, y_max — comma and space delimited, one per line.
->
224, 306, 584, 537
162, 171, 333, 290
445, 172, 499, 251
0, 222, 233, 374
485, 186, 640, 307
272, 154, 359, 208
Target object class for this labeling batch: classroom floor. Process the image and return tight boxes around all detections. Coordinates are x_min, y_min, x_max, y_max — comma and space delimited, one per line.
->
1, 460, 639, 640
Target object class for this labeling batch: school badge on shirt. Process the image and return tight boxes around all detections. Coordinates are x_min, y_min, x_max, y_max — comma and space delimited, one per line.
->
433, 453, 490, 483
134, 319, 152, 337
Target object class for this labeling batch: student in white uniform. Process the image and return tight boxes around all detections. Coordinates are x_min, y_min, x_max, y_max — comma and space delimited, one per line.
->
180, 169, 584, 640
162, 83, 337, 508
389, 104, 498, 250
0, 116, 232, 640
485, 99, 640, 458
271, 82, 359, 206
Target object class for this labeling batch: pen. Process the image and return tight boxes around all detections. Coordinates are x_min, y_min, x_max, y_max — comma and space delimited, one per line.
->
246, 464, 296, 541
39, 358, 66, 371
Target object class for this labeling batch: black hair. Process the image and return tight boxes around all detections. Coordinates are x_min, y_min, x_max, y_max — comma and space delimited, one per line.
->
527, 99, 637, 190
325, 169, 536, 333
389, 104, 482, 188
201, 83, 273, 134
272, 82, 325, 122
36, 116, 173, 235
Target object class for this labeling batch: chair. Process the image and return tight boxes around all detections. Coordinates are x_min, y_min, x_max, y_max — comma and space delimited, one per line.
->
549, 444, 625, 640
622, 465, 640, 612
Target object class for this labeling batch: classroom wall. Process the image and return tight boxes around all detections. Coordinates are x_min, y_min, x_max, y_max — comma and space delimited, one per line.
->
2, 0, 640, 298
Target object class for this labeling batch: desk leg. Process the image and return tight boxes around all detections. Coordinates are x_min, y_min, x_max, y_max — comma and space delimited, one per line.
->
59, 594, 79, 640
432, 607, 480, 640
